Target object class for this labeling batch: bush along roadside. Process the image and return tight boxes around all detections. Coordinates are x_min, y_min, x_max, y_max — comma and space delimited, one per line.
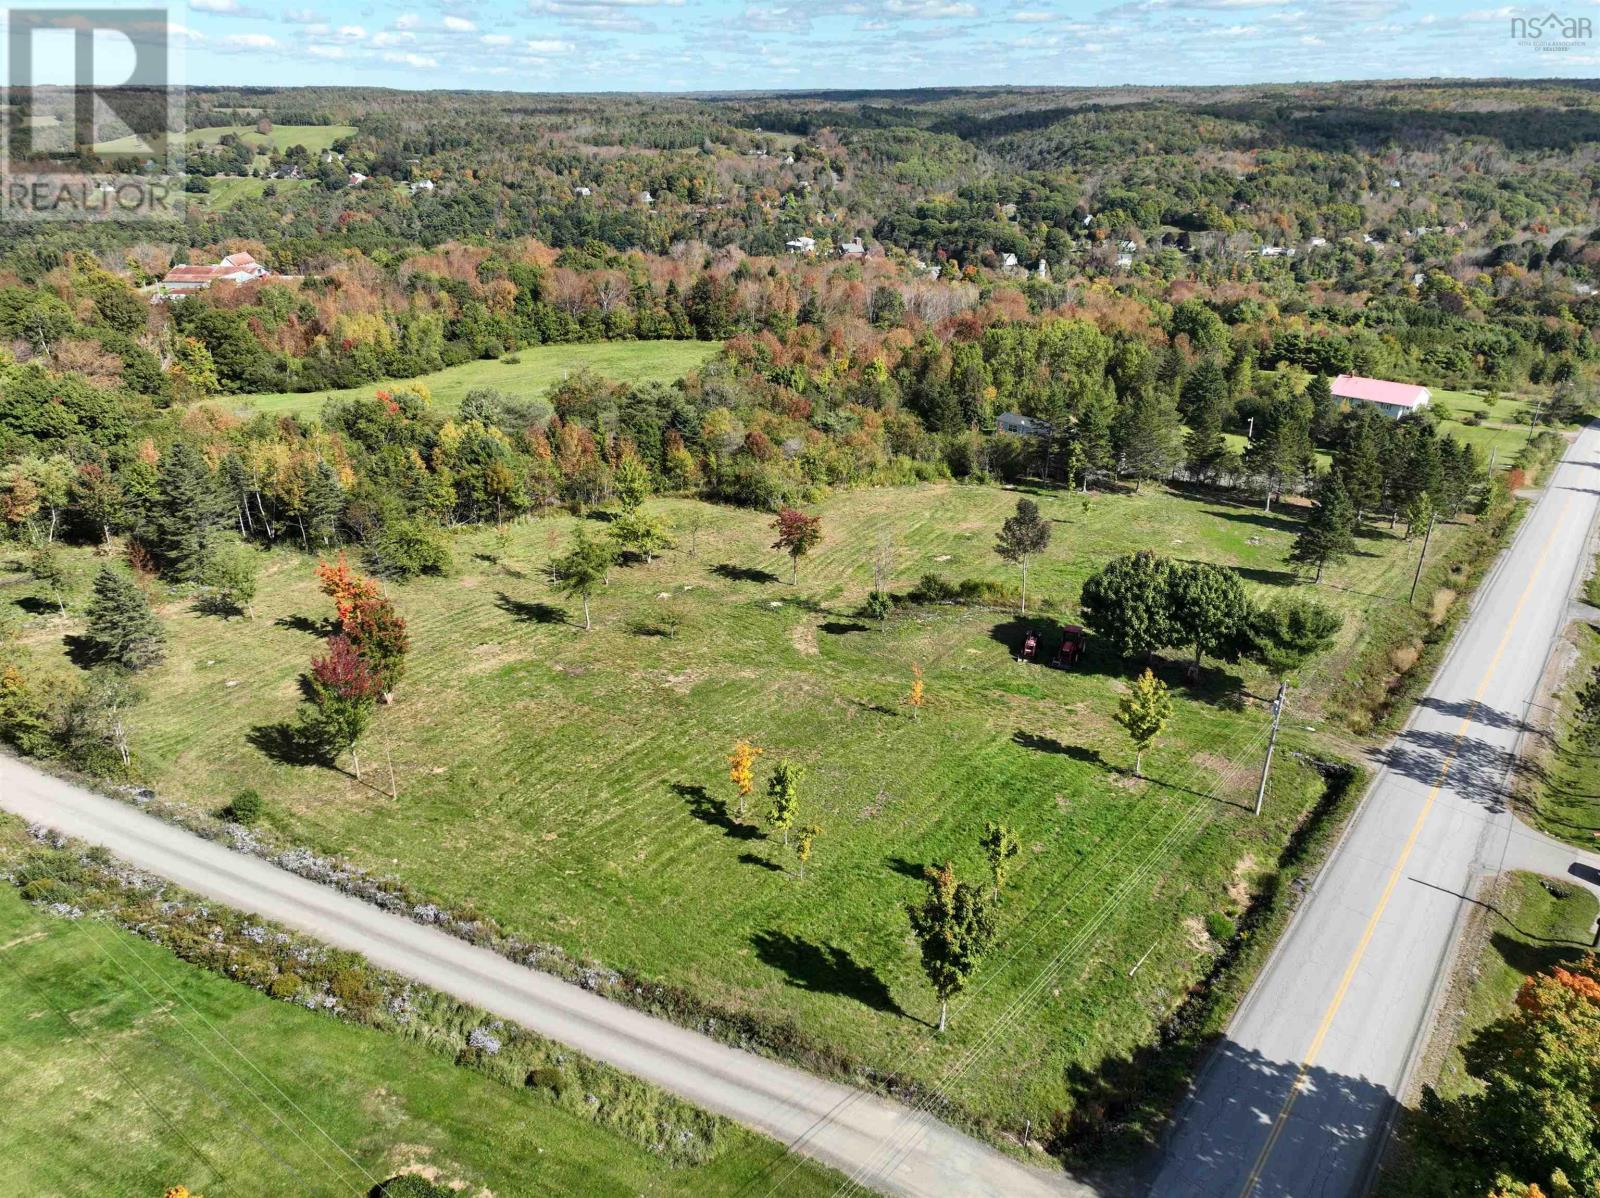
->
1048, 757, 1365, 1171
1335, 470, 1529, 735
0, 817, 726, 1168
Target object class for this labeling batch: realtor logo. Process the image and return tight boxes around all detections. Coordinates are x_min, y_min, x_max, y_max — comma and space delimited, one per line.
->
1511, 11, 1594, 52
2, 4, 186, 221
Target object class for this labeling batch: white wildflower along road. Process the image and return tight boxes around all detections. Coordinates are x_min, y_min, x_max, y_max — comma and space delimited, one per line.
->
0, 755, 1081, 1198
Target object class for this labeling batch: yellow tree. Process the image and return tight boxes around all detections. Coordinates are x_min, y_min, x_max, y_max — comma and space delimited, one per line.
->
728, 739, 763, 818
795, 824, 822, 878
906, 664, 925, 719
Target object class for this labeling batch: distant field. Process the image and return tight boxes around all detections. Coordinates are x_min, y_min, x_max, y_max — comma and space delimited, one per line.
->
95, 124, 357, 157
5, 477, 1488, 1129
191, 176, 314, 210
0, 881, 839, 1197
220, 340, 724, 418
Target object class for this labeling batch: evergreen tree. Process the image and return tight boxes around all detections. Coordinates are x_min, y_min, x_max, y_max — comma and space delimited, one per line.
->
1247, 597, 1343, 679
1179, 360, 1228, 422
85, 565, 165, 669
145, 441, 223, 581
305, 461, 345, 549
1080, 550, 1176, 660
1246, 398, 1314, 513
1071, 400, 1115, 491
1184, 391, 1231, 483
1113, 385, 1183, 491
1291, 474, 1358, 582
1332, 411, 1384, 522
1166, 560, 1250, 673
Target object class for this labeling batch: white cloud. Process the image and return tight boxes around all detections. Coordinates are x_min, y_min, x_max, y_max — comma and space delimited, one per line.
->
307, 43, 348, 57
372, 30, 416, 46
384, 50, 439, 68
192, 0, 242, 11
1013, 10, 1059, 20
884, 0, 977, 16
394, 13, 421, 29
524, 37, 576, 51
336, 24, 366, 39
443, 14, 477, 30
282, 8, 321, 22
219, 32, 278, 49
481, 32, 514, 44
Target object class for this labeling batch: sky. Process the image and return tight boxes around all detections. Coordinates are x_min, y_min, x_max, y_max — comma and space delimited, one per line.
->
38, 0, 1600, 93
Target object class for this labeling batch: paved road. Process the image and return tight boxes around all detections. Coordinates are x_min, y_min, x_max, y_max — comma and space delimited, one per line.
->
0, 755, 1080, 1198
1151, 421, 1600, 1198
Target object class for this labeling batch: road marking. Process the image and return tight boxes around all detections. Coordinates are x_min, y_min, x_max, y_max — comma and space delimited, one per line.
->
1236, 492, 1576, 1198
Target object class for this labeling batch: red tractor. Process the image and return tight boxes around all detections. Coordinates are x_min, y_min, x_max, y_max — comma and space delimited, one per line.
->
1052, 625, 1088, 668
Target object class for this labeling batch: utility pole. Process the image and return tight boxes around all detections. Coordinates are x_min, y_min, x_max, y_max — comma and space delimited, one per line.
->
1254, 682, 1287, 818
1408, 511, 1436, 605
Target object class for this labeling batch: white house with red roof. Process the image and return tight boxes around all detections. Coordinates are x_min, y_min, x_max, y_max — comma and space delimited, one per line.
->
156, 251, 270, 299
1331, 374, 1431, 419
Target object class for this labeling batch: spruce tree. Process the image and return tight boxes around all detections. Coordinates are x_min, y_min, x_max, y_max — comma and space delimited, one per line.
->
85, 565, 165, 670
146, 442, 223, 581
1291, 474, 1358, 582
1113, 385, 1183, 491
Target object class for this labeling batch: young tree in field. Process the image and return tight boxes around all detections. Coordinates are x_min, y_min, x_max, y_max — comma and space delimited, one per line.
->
794, 824, 821, 879
907, 862, 997, 1033
198, 541, 259, 619
1115, 668, 1172, 777
864, 589, 893, 630
28, 543, 67, 614
767, 760, 804, 845
613, 455, 652, 512
906, 663, 925, 718
1404, 489, 1434, 541
979, 821, 1020, 903
295, 634, 380, 777
609, 507, 672, 563
1291, 474, 1357, 583
549, 528, 616, 630
1167, 561, 1250, 675
85, 565, 165, 670
1247, 597, 1343, 680
678, 506, 709, 558
728, 738, 763, 819
1080, 550, 1176, 661
771, 507, 823, 584
994, 498, 1052, 614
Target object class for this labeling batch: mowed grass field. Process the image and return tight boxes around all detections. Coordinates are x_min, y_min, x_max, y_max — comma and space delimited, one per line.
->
0, 882, 840, 1198
3, 480, 1479, 1127
95, 124, 358, 158
1521, 620, 1600, 847
218, 341, 724, 418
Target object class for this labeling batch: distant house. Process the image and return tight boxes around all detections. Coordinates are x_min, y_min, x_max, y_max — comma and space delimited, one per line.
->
1332, 375, 1431, 419
1115, 252, 1133, 269
410, 179, 435, 194
785, 235, 816, 254
839, 238, 865, 258
347, 172, 367, 186
996, 411, 1052, 438
156, 250, 270, 299
573, 185, 592, 197
638, 190, 654, 205
999, 252, 1019, 270
1308, 236, 1328, 248
1259, 245, 1293, 258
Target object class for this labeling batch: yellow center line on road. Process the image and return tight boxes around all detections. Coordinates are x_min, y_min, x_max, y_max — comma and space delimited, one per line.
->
1235, 491, 1576, 1198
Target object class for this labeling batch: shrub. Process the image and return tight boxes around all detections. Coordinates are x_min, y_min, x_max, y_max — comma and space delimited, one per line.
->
220, 788, 264, 825
372, 1177, 453, 1198
1205, 911, 1237, 942
913, 572, 959, 602
367, 521, 451, 580
528, 1065, 569, 1096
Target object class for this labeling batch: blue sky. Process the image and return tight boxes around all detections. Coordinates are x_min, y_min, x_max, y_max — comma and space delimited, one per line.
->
166, 0, 1600, 91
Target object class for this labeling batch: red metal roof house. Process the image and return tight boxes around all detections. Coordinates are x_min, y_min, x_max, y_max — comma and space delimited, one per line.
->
1331, 375, 1431, 419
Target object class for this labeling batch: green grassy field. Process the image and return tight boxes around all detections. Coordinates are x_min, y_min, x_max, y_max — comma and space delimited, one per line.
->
3, 479, 1484, 1129
95, 124, 357, 157
1428, 387, 1543, 469
1520, 620, 1600, 847
0, 883, 840, 1198
219, 341, 724, 418
191, 176, 315, 211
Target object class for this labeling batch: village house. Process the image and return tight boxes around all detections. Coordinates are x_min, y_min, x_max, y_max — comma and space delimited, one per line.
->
996, 411, 1052, 438
1332, 374, 1431, 419
785, 235, 816, 254
839, 238, 865, 257
156, 250, 271, 300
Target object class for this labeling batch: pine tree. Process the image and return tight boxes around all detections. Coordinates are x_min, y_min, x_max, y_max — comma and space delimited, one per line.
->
1072, 400, 1115, 491
1184, 392, 1231, 483
85, 565, 165, 670
1291, 474, 1358, 582
1114, 385, 1183, 491
1246, 399, 1314, 513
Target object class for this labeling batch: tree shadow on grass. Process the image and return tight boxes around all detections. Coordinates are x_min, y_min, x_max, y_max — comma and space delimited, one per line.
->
820, 621, 872, 635
711, 563, 781, 584
61, 633, 102, 670
1012, 730, 1109, 768
750, 929, 907, 1018
274, 613, 335, 637
246, 721, 322, 767
673, 782, 760, 841
739, 851, 785, 872
13, 596, 54, 616
885, 855, 929, 880
495, 592, 570, 626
